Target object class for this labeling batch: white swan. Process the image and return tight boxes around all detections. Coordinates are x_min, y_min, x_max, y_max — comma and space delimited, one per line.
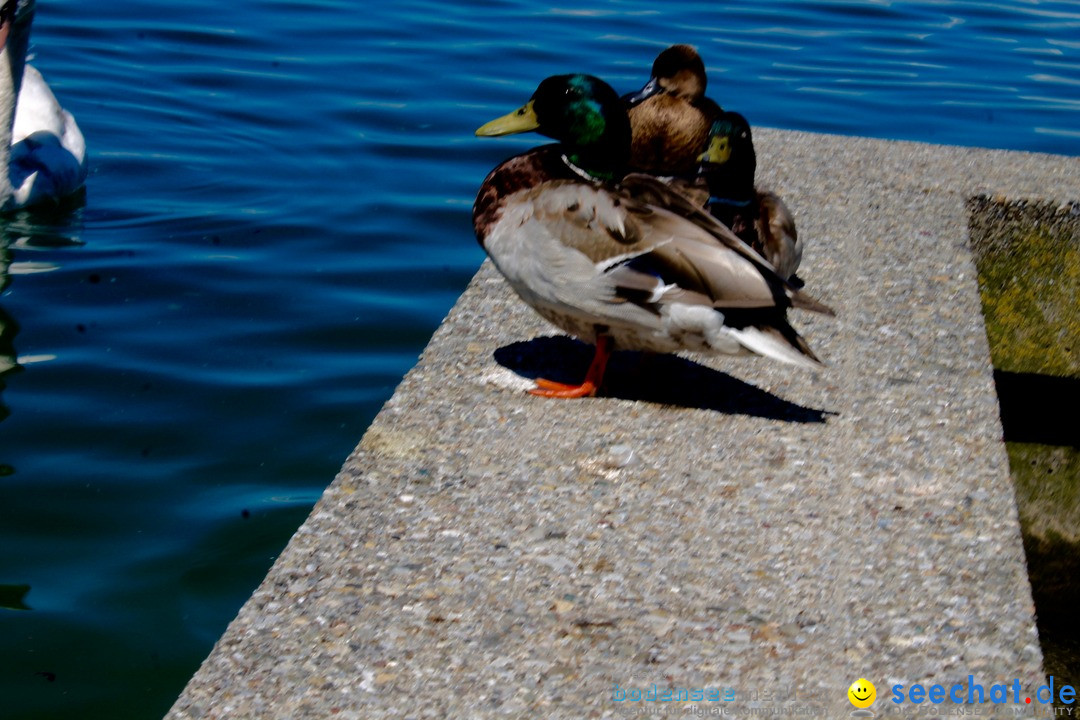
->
0, 0, 86, 210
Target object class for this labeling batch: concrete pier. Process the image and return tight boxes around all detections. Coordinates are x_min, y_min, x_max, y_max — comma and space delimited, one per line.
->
166, 130, 1079, 719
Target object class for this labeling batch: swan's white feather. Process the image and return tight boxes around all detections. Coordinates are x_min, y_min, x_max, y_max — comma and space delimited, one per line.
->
9, 66, 87, 206
0, 1, 87, 210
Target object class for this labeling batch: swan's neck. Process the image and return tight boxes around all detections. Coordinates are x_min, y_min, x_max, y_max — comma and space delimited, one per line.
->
0, 1, 33, 207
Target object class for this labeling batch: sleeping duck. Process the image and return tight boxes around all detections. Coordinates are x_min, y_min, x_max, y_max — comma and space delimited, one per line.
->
623, 44, 722, 177
473, 74, 832, 398
698, 111, 802, 282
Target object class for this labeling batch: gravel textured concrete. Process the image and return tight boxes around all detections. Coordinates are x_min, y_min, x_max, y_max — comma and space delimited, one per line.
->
166, 130, 1079, 719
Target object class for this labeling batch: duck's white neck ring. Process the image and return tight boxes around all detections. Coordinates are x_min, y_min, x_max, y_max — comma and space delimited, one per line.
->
560, 153, 607, 183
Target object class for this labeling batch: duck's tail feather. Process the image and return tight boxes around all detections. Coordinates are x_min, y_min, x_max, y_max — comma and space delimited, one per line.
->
728, 324, 824, 369
788, 288, 835, 317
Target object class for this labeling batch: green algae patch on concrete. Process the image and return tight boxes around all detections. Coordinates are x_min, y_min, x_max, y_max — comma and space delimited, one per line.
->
967, 196, 1080, 376
968, 195, 1080, 691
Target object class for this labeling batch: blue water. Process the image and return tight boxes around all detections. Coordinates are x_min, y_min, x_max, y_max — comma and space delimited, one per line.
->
0, 1, 1076, 717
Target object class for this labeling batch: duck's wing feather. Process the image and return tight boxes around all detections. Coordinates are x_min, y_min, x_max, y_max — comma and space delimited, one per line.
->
523, 180, 647, 259
756, 191, 802, 282
618, 173, 833, 316
518, 179, 809, 315
485, 177, 826, 367
658, 175, 711, 208
620, 172, 767, 260
617, 203, 787, 309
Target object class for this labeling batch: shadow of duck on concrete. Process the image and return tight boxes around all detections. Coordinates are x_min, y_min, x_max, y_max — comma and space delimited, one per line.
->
494, 336, 832, 423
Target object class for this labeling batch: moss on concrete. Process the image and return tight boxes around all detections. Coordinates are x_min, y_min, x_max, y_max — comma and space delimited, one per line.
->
969, 195, 1080, 689
968, 196, 1080, 376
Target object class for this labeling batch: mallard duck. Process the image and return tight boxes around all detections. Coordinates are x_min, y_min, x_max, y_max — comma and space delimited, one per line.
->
0, 0, 87, 210
623, 44, 722, 177
698, 111, 802, 282
473, 74, 832, 398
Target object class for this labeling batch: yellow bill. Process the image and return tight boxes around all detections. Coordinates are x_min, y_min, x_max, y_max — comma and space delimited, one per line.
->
476, 100, 539, 137
699, 134, 731, 164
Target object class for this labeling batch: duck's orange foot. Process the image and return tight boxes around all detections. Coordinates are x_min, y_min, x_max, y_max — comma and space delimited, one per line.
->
528, 377, 599, 398
526, 334, 612, 399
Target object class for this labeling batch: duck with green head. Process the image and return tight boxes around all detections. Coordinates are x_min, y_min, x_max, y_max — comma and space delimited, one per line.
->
698, 111, 803, 282
473, 74, 831, 398
623, 44, 723, 177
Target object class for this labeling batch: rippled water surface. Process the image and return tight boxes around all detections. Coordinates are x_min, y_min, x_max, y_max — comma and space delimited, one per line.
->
0, 1, 1077, 717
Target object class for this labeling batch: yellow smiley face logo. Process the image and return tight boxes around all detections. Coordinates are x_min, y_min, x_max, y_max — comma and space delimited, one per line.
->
848, 678, 876, 709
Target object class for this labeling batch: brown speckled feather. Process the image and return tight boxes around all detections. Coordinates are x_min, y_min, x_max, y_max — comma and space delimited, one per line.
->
627, 96, 718, 176
473, 145, 572, 244
754, 191, 802, 281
